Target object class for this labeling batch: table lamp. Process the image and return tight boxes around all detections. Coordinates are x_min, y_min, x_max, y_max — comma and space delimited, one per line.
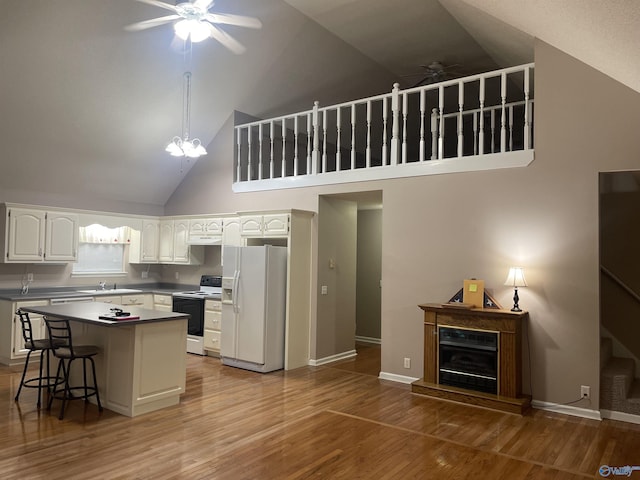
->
504, 267, 527, 312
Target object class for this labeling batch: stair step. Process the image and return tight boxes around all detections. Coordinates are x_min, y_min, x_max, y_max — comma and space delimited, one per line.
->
628, 380, 640, 405
601, 357, 635, 410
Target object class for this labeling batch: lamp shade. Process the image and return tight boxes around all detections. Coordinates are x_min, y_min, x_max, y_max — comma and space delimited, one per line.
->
504, 267, 527, 287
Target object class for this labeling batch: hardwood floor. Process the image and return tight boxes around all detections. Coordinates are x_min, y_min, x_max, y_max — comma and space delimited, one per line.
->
1, 346, 640, 479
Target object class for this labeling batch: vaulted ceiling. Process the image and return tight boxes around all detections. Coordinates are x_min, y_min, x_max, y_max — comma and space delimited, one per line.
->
0, 0, 637, 212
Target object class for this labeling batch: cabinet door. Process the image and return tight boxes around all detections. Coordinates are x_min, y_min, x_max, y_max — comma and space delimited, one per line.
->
45, 212, 79, 262
158, 220, 175, 263
7, 208, 46, 261
141, 219, 159, 262
239, 215, 262, 236
222, 217, 242, 246
204, 217, 223, 236
173, 219, 191, 263
262, 213, 289, 236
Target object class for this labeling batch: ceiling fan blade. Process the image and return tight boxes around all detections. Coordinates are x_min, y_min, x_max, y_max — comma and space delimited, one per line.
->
125, 14, 181, 32
206, 24, 246, 54
133, 0, 178, 13
205, 13, 262, 29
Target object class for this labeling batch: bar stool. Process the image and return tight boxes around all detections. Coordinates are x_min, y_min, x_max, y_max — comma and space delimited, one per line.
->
14, 310, 61, 408
44, 316, 103, 420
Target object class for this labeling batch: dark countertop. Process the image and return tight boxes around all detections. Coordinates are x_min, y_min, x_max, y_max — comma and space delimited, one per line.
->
0, 283, 197, 302
21, 301, 189, 327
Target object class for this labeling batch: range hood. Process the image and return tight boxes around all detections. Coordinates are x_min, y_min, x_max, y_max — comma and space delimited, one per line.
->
187, 235, 222, 245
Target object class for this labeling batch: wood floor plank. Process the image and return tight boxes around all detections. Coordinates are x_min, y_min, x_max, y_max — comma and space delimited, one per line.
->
1, 344, 640, 478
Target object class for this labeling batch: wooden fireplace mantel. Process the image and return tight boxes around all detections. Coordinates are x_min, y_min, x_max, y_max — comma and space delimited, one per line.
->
411, 303, 531, 414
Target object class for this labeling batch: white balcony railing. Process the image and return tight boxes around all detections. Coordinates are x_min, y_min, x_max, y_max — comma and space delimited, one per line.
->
234, 63, 534, 192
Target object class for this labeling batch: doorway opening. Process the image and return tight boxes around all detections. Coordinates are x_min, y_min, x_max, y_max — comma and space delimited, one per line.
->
316, 191, 382, 374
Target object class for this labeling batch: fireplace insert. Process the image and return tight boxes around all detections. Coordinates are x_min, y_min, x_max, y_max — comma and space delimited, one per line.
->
438, 327, 498, 394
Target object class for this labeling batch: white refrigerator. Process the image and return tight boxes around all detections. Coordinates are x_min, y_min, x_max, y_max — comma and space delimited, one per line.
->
221, 245, 288, 373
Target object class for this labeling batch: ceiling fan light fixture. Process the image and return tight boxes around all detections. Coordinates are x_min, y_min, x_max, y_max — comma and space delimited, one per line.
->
166, 137, 185, 156
174, 19, 210, 43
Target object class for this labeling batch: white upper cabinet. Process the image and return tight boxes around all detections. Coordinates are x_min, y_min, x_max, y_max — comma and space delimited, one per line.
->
158, 220, 175, 263
141, 219, 160, 263
222, 216, 242, 246
1, 206, 78, 263
188, 217, 223, 244
45, 212, 79, 262
240, 213, 289, 237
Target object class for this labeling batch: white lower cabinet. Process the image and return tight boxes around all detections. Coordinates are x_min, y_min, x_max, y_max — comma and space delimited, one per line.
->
153, 294, 173, 312
0, 299, 49, 365
203, 299, 221, 356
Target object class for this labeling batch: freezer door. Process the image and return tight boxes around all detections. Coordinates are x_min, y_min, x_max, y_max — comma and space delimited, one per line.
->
235, 246, 268, 364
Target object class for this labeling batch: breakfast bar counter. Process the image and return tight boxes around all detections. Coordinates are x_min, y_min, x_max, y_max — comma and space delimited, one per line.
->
22, 302, 189, 417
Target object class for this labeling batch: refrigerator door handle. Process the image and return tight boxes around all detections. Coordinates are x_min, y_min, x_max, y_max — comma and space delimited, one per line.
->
232, 270, 240, 313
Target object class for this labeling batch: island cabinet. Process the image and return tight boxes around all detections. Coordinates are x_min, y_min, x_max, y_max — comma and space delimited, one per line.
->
412, 303, 531, 414
1, 204, 79, 263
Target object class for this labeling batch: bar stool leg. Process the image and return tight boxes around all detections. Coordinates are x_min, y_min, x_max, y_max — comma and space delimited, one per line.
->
14, 350, 32, 403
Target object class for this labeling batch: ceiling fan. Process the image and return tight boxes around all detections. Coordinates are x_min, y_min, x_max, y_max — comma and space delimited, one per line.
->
404, 61, 461, 88
125, 0, 262, 54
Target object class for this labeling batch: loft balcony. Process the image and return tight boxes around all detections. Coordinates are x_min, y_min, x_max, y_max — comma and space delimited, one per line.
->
233, 63, 534, 192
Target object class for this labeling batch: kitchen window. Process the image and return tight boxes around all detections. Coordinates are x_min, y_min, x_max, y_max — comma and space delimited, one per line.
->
71, 224, 130, 276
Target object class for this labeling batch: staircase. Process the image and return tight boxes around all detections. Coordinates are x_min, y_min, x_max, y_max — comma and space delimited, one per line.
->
600, 337, 640, 416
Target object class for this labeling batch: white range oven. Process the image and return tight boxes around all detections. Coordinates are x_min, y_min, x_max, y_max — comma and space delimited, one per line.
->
172, 275, 222, 355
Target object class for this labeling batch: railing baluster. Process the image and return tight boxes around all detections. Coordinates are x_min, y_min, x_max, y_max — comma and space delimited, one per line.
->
430, 108, 438, 160
500, 72, 507, 152
336, 107, 342, 171
306, 112, 312, 175
269, 120, 275, 179
382, 97, 388, 166
351, 104, 356, 170
312, 101, 319, 174
524, 67, 531, 149
258, 123, 263, 180
366, 100, 372, 168
509, 105, 514, 152
281, 119, 286, 177
402, 92, 408, 164
236, 127, 242, 181
473, 113, 478, 155
247, 125, 252, 180
479, 77, 485, 155
438, 85, 444, 160
457, 81, 464, 157
391, 83, 400, 166
490, 109, 496, 153
419, 90, 425, 162
322, 109, 327, 173
294, 116, 299, 176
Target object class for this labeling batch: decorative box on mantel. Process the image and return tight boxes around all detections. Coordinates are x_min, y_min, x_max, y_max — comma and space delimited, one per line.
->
411, 303, 531, 414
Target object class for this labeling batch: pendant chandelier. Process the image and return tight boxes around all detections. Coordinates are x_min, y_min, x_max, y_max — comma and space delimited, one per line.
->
166, 71, 207, 158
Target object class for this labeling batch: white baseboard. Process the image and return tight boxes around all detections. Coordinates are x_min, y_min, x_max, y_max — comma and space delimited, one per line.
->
309, 349, 357, 366
355, 336, 381, 345
600, 409, 640, 425
378, 371, 419, 384
532, 400, 602, 420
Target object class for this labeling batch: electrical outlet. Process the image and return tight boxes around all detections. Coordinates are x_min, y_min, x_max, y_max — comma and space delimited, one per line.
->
404, 357, 411, 369
175, 272, 180, 280
141, 271, 148, 279
321, 285, 328, 295
581, 385, 591, 399
27, 273, 33, 282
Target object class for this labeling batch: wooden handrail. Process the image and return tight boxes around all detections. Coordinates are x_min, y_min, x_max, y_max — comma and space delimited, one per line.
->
601, 265, 640, 305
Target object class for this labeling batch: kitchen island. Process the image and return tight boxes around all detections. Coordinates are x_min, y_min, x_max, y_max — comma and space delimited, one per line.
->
22, 302, 189, 417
